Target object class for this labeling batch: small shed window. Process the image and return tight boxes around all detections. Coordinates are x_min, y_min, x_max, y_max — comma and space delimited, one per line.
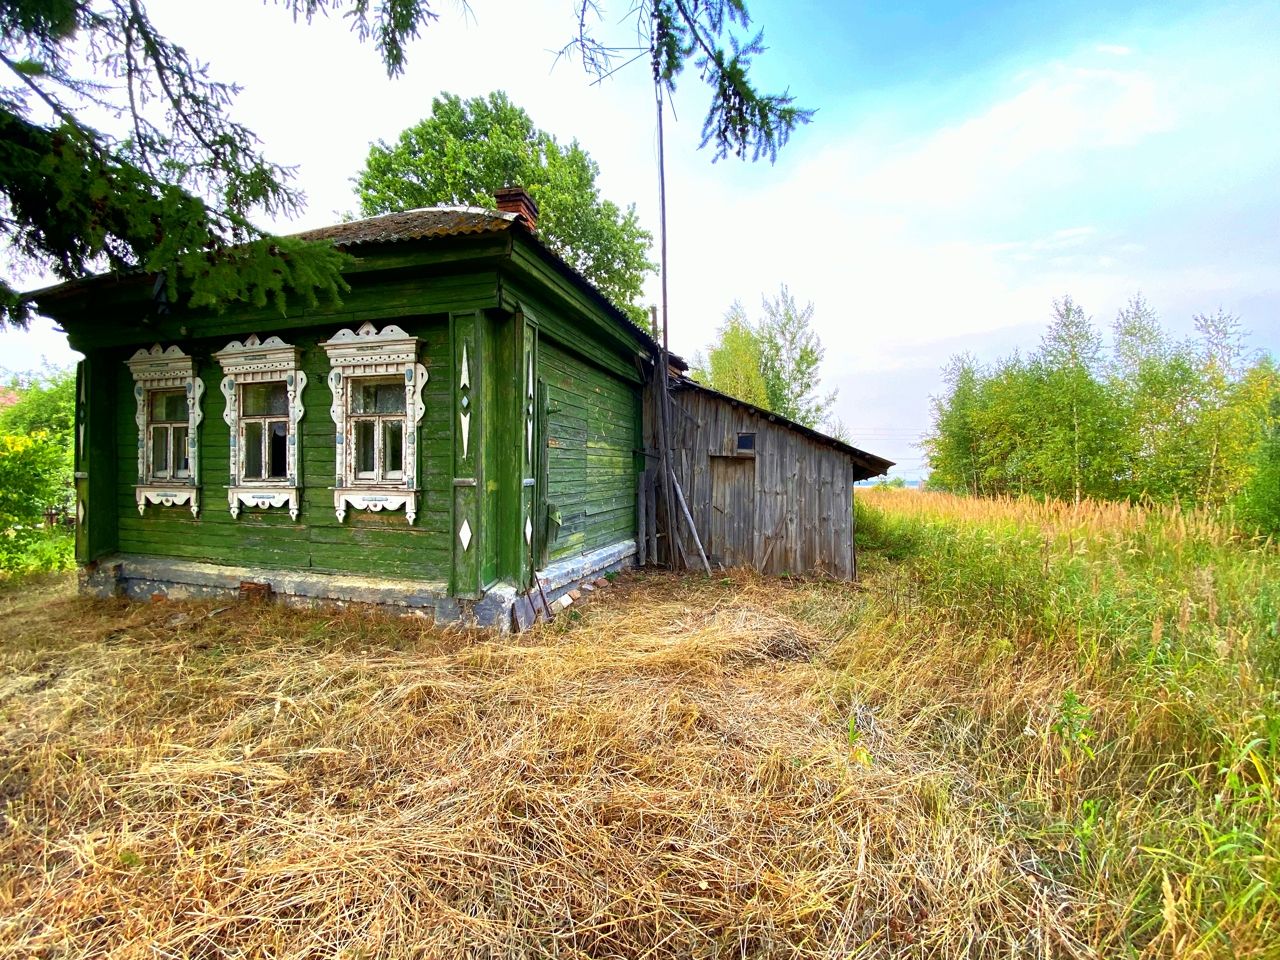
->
736, 432, 756, 456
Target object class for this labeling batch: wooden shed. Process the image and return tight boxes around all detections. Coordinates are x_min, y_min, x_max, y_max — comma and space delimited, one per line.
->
648, 375, 892, 579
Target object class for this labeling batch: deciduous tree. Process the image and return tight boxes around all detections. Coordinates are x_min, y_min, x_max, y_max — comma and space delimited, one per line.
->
693, 285, 837, 430
924, 294, 1278, 512
1, 0, 809, 326
356, 92, 654, 324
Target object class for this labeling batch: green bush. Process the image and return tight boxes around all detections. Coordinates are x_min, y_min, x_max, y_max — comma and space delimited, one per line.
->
1236, 431, 1280, 535
0, 431, 74, 574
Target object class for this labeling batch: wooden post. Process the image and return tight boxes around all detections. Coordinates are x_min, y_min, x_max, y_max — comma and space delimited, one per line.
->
851, 482, 859, 583
76, 356, 119, 564
636, 469, 648, 567
450, 310, 483, 599
646, 468, 658, 563
652, 358, 678, 567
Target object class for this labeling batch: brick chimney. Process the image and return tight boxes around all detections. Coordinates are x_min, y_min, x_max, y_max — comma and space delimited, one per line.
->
494, 186, 539, 232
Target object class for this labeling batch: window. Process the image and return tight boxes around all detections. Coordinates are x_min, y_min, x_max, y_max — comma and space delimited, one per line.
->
241, 382, 289, 481
149, 389, 190, 479
127, 344, 204, 516
214, 335, 306, 520
321, 322, 429, 524
351, 379, 406, 482
737, 432, 757, 456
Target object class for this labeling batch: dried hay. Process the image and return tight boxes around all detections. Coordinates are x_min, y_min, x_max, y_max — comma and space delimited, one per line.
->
0, 572, 1086, 959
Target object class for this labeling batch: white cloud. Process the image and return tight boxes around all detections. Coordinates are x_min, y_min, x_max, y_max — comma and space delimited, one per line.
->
3, 0, 1276, 479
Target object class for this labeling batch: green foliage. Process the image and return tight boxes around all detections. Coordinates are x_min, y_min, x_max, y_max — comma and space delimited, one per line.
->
0, 431, 72, 571
4, 2, 804, 328
355, 92, 655, 324
924, 294, 1278, 508
1051, 690, 1096, 763
1236, 385, 1280, 534
852, 489, 1280, 952
692, 305, 769, 407
693, 285, 838, 430
0, 365, 76, 574
567, 0, 812, 163
1, 0, 353, 326
0, 364, 74, 439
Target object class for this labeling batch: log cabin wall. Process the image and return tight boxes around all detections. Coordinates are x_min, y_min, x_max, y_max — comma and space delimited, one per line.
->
661, 384, 859, 579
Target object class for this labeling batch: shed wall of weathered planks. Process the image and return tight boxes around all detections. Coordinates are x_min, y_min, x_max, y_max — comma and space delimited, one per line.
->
661, 386, 859, 579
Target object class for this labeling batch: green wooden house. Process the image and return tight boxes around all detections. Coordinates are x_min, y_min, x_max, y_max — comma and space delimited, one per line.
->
32, 188, 892, 625
33, 190, 654, 624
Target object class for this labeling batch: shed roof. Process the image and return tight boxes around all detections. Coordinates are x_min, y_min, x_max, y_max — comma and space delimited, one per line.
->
669, 375, 894, 481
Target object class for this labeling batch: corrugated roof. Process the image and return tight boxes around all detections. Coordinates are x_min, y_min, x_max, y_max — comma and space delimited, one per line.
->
292, 206, 518, 246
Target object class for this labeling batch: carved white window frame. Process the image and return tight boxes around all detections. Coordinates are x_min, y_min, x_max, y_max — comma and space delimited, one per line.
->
213, 335, 307, 521
127, 344, 204, 517
320, 322, 428, 524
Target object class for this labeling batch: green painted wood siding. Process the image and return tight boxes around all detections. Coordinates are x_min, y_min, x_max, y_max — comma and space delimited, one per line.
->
109, 316, 454, 582
539, 337, 639, 561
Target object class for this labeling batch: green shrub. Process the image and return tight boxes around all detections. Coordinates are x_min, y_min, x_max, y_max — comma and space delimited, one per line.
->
0, 431, 74, 573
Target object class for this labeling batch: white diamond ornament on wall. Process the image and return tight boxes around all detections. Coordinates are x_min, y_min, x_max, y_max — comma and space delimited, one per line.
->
459, 518, 473, 552
459, 342, 472, 460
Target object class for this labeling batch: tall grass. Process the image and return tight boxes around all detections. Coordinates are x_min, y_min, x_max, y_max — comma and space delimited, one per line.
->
845, 488, 1279, 957
1, 494, 1276, 957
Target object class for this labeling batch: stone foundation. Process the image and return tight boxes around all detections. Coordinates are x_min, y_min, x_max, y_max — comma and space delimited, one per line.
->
79, 540, 636, 630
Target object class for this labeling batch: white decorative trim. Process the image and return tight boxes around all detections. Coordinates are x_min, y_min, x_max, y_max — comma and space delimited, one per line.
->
525, 515, 533, 546
136, 485, 199, 516
459, 342, 472, 459
126, 344, 202, 516
334, 489, 418, 525
525, 350, 534, 465
459, 518, 473, 552
213, 334, 306, 520
229, 488, 302, 522
321, 323, 428, 524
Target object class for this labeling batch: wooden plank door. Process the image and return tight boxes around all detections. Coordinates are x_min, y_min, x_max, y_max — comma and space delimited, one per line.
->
709, 456, 755, 568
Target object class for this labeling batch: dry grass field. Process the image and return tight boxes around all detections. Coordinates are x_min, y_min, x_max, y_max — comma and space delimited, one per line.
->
1, 488, 1276, 958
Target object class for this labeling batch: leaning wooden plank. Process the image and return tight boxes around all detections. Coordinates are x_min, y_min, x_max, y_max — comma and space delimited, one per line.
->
671, 469, 712, 576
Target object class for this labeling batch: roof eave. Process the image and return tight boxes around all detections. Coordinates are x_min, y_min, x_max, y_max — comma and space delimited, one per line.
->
670, 377, 894, 479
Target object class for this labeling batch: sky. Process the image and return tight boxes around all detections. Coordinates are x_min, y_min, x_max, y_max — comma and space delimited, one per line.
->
5, 0, 1278, 477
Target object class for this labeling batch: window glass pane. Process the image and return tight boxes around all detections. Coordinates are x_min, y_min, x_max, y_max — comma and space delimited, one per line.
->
383, 420, 404, 478
151, 389, 186, 422
244, 421, 263, 479
173, 426, 189, 477
151, 425, 169, 475
267, 421, 288, 479
242, 381, 288, 417
353, 380, 405, 414
355, 420, 376, 477
377, 383, 406, 414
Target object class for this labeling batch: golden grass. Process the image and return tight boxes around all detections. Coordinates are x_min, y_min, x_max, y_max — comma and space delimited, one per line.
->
851, 488, 1279, 959
0, 571, 1086, 959
858, 486, 1258, 549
